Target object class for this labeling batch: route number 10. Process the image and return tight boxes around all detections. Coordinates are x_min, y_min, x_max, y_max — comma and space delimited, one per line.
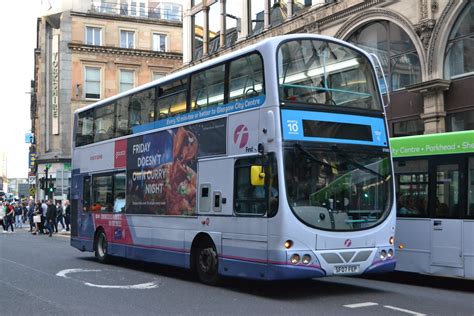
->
287, 122, 299, 133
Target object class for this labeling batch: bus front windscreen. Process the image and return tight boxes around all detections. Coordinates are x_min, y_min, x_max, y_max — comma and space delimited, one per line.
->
278, 39, 382, 110
284, 146, 392, 231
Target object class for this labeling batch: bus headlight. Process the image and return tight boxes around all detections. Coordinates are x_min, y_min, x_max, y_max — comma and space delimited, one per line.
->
380, 250, 387, 260
290, 254, 300, 264
387, 249, 394, 258
302, 254, 311, 265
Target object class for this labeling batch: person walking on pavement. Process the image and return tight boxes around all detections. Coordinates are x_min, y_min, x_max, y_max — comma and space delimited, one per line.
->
0, 202, 7, 232
14, 202, 23, 228
46, 200, 57, 237
27, 201, 35, 232
64, 200, 71, 232
4, 202, 15, 233
56, 201, 66, 231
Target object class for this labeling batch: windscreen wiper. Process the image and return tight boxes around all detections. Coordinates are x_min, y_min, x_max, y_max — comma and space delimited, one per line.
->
294, 143, 336, 171
331, 146, 385, 180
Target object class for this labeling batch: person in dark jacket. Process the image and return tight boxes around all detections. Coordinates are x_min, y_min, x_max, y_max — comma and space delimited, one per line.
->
45, 200, 57, 237
64, 200, 71, 232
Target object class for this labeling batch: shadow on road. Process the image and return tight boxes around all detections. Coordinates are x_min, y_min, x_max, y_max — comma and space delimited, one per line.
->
361, 271, 474, 293
77, 256, 382, 298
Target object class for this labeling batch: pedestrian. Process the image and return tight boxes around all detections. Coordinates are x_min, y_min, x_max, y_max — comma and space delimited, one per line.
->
32, 201, 42, 235
4, 202, 15, 233
56, 201, 66, 231
64, 200, 71, 232
41, 200, 48, 234
46, 200, 57, 237
14, 202, 23, 228
27, 201, 35, 232
22, 202, 28, 224
0, 202, 6, 232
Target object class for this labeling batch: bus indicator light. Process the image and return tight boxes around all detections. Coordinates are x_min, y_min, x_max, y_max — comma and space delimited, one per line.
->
389, 236, 394, 245
284, 240, 293, 249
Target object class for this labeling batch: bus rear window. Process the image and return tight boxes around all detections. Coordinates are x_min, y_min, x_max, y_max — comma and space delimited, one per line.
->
76, 109, 94, 146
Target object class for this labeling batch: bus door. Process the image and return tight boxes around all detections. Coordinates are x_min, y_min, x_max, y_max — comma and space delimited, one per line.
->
429, 157, 465, 272
80, 175, 94, 237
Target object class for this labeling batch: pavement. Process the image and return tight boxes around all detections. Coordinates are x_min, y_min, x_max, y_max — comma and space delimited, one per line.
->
2, 225, 71, 237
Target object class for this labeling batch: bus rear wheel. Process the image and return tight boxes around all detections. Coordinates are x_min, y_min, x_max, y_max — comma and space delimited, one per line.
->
95, 230, 109, 264
195, 240, 220, 285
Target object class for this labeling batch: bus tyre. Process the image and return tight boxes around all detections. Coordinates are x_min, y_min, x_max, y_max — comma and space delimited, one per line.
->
95, 230, 109, 264
196, 241, 220, 285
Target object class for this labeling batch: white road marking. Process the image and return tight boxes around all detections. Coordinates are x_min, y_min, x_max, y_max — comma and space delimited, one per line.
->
83, 281, 160, 289
344, 302, 379, 308
56, 268, 160, 289
384, 305, 426, 316
56, 268, 101, 279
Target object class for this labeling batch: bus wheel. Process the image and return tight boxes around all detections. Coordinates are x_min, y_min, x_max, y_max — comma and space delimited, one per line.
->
195, 240, 220, 285
95, 230, 109, 264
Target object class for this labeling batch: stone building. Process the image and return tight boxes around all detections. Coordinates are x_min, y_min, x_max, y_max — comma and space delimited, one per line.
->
182, 0, 473, 136
31, 0, 183, 200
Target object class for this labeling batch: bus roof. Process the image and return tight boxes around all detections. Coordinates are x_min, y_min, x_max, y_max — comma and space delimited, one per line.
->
74, 34, 373, 116
390, 130, 474, 158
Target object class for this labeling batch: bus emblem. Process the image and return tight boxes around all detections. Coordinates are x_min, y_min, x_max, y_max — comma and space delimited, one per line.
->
234, 124, 249, 149
344, 239, 352, 247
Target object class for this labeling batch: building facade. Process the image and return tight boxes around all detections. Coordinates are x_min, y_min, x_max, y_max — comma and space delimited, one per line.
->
31, 0, 184, 201
182, 0, 474, 136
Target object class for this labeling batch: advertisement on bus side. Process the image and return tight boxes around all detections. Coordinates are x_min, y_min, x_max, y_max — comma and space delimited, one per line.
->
126, 119, 226, 215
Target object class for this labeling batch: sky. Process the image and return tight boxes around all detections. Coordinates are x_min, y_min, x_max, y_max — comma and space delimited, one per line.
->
0, 1, 40, 179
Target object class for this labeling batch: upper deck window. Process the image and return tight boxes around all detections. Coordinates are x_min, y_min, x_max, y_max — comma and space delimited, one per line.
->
229, 53, 264, 102
191, 64, 225, 110
278, 39, 382, 111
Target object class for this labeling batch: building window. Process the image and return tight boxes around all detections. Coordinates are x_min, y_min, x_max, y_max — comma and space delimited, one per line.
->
249, 0, 266, 35
446, 110, 474, 131
270, 0, 288, 27
119, 69, 134, 93
208, 2, 220, 55
85, 26, 101, 46
193, 11, 204, 60
392, 118, 424, 137
347, 21, 422, 92
153, 72, 165, 81
152, 33, 167, 52
445, 2, 474, 78
85, 67, 101, 99
120, 30, 135, 48
292, 0, 318, 16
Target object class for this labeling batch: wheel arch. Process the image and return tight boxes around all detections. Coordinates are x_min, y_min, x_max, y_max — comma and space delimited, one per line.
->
189, 232, 220, 272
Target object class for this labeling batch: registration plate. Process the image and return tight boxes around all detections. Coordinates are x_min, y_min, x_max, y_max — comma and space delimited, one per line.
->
334, 265, 360, 274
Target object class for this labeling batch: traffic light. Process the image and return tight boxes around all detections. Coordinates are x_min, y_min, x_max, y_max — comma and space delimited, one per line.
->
39, 177, 45, 190
48, 179, 55, 193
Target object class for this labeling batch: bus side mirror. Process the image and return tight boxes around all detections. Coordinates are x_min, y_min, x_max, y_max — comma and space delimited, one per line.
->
251, 166, 265, 186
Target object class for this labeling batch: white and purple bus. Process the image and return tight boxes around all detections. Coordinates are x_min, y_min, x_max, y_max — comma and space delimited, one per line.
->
71, 34, 396, 284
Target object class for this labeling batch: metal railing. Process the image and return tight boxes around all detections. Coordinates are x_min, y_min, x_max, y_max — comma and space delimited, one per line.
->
89, 1, 182, 22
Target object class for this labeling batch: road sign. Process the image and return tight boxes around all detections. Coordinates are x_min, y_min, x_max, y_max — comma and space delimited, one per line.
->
28, 176, 36, 185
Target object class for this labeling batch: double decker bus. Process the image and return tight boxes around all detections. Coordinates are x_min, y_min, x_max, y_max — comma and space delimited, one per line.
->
391, 131, 474, 279
71, 34, 396, 284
